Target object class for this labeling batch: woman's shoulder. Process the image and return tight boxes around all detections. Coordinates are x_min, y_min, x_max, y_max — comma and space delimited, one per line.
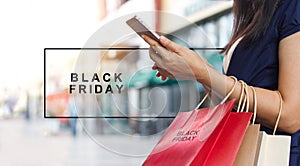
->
276, 0, 300, 40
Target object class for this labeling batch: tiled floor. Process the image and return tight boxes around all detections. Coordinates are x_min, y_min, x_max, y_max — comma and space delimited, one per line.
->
0, 118, 161, 166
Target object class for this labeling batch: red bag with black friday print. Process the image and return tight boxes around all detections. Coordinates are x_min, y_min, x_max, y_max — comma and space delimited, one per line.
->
143, 77, 252, 166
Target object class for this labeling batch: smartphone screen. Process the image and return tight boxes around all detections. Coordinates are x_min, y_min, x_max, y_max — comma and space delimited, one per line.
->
126, 16, 162, 45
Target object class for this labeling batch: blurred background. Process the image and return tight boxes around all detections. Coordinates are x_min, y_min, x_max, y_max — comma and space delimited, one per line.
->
0, 0, 233, 165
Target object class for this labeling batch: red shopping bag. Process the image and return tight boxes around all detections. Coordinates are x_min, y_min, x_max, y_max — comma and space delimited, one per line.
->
143, 99, 252, 166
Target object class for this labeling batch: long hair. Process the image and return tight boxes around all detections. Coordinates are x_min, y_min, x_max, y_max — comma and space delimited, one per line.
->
222, 0, 281, 54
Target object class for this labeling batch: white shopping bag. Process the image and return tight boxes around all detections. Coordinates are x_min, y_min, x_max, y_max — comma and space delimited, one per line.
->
257, 131, 291, 166
256, 91, 291, 166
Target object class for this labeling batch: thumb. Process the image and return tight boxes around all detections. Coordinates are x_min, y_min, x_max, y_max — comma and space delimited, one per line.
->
160, 36, 182, 53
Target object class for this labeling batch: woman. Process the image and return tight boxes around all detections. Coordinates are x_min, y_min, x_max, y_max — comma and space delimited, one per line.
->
142, 0, 300, 164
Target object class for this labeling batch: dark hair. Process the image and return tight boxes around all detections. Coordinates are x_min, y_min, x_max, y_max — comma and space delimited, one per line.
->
222, 0, 281, 54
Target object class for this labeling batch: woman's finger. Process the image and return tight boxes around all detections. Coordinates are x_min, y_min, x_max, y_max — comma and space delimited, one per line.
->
156, 67, 174, 79
152, 65, 157, 70
159, 36, 183, 53
143, 35, 177, 59
156, 72, 161, 77
142, 35, 160, 46
149, 47, 162, 63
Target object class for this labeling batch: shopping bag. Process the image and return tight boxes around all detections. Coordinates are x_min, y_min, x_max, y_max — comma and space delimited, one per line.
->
143, 76, 253, 166
233, 84, 261, 166
256, 91, 291, 166
233, 124, 260, 166
256, 131, 291, 166
142, 100, 252, 166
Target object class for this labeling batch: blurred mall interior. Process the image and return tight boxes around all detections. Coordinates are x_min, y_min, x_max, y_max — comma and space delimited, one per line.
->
0, 0, 233, 165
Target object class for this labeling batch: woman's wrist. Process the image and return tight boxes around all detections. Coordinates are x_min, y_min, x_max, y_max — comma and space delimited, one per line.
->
195, 65, 219, 87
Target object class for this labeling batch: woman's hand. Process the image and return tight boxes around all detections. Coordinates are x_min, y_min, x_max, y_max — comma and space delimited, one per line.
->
142, 35, 213, 82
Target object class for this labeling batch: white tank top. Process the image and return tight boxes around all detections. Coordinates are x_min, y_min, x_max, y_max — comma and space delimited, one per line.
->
223, 37, 243, 74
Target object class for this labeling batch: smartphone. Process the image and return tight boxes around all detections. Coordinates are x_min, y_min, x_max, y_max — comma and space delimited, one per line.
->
126, 16, 162, 45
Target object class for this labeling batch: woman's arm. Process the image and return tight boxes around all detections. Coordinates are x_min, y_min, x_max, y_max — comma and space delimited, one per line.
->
276, 31, 300, 133
142, 32, 300, 134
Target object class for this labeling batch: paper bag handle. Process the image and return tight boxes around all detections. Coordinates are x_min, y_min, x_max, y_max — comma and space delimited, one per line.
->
237, 81, 250, 113
273, 91, 283, 135
237, 80, 257, 124
236, 81, 246, 113
236, 81, 257, 125
244, 85, 282, 135
249, 86, 257, 125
